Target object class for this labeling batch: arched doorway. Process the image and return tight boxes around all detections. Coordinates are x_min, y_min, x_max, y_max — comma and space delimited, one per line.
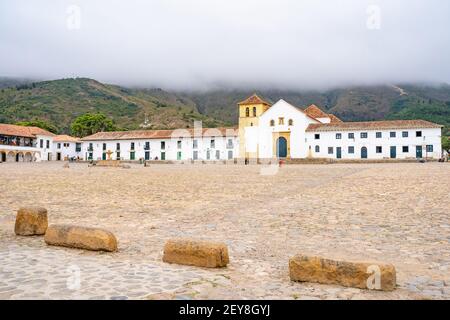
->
361, 147, 368, 159
276, 137, 288, 158
16, 152, 24, 162
34, 152, 41, 162
24, 152, 33, 162
7, 152, 15, 162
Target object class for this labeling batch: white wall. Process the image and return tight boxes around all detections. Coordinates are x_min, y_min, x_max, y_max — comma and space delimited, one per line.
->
306, 128, 442, 159
35, 135, 54, 161
81, 136, 239, 161
53, 141, 83, 160
258, 100, 319, 159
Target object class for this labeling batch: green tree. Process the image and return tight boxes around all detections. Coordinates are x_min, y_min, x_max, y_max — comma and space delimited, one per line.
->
16, 119, 58, 134
442, 136, 450, 152
71, 113, 117, 137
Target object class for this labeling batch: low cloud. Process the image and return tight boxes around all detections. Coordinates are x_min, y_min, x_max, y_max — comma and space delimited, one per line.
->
0, 0, 449, 90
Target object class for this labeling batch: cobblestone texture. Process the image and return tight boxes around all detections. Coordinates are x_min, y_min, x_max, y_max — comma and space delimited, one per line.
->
0, 162, 449, 299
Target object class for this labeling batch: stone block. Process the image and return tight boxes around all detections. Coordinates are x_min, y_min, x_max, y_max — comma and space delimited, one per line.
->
15, 207, 48, 236
44, 224, 118, 252
163, 239, 229, 268
289, 255, 396, 291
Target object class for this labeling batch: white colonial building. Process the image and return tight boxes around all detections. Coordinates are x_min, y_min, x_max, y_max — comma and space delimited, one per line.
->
238, 95, 443, 160
80, 127, 239, 162
53, 135, 83, 161
0, 94, 443, 163
0, 123, 55, 162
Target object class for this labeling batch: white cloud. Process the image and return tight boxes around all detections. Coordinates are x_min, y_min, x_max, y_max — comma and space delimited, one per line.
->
0, 0, 449, 90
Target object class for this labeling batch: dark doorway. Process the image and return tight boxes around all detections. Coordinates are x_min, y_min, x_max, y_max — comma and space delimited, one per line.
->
0, 152, 5, 162
336, 147, 342, 159
57, 153, 61, 161
390, 146, 397, 159
361, 147, 368, 159
416, 146, 423, 159
276, 137, 287, 158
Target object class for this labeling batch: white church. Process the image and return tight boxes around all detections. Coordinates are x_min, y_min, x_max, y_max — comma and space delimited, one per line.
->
0, 94, 443, 163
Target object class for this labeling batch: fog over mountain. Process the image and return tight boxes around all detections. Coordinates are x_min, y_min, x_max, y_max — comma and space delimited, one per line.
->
1, 0, 450, 91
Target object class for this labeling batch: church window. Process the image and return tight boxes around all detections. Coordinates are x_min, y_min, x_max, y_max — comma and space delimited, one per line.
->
270, 120, 275, 127
253, 107, 257, 117
278, 117, 284, 125
245, 107, 249, 117
288, 119, 293, 126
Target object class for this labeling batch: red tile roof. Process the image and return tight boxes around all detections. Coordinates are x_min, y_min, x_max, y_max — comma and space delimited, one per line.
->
0, 123, 55, 138
53, 135, 80, 142
238, 94, 271, 106
328, 114, 343, 123
304, 104, 330, 119
306, 120, 442, 132
80, 127, 238, 141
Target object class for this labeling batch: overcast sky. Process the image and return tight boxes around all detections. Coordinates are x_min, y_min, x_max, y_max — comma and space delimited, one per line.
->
0, 0, 449, 90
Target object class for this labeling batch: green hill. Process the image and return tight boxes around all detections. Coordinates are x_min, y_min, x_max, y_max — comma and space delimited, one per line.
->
0, 78, 449, 136
181, 85, 450, 136
0, 78, 225, 134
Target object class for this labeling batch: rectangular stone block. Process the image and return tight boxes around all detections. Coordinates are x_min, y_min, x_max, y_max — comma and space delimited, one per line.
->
15, 207, 48, 236
289, 255, 396, 291
44, 224, 118, 252
163, 239, 229, 268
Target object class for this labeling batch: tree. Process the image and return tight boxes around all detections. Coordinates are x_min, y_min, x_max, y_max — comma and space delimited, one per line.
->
71, 113, 117, 137
442, 136, 450, 152
16, 119, 58, 134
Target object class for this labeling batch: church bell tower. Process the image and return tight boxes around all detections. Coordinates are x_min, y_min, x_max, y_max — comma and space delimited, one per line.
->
237, 94, 271, 160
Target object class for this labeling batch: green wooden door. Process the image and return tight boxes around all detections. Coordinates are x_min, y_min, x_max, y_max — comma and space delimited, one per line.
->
416, 146, 422, 159
276, 137, 287, 158
361, 147, 368, 159
390, 146, 397, 159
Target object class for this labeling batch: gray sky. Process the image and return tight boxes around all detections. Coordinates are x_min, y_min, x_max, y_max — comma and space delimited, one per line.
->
1, 0, 449, 90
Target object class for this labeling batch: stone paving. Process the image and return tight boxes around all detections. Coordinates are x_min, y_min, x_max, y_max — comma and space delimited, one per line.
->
0, 162, 449, 300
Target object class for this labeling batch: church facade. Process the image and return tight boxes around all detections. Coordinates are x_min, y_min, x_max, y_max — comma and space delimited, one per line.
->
0, 94, 443, 163
238, 94, 443, 161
